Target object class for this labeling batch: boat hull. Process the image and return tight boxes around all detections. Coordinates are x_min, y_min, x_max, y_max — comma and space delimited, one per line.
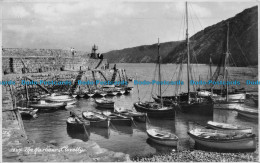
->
147, 129, 178, 147
89, 120, 110, 128
237, 110, 258, 120
134, 102, 175, 119
95, 100, 114, 109
188, 132, 256, 151
30, 103, 66, 110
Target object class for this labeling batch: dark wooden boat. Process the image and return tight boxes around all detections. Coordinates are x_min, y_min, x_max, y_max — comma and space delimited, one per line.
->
82, 111, 110, 128
95, 99, 114, 109
30, 100, 66, 110
114, 107, 146, 122
134, 102, 175, 118
66, 113, 90, 131
207, 121, 252, 133
146, 128, 178, 146
98, 111, 132, 126
188, 128, 256, 151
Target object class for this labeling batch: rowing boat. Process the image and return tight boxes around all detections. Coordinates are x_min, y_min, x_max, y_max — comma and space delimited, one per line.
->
66, 113, 90, 131
146, 129, 178, 146
188, 128, 256, 151
114, 107, 146, 122
99, 111, 132, 126
95, 99, 114, 109
82, 111, 110, 128
30, 100, 66, 110
207, 121, 252, 133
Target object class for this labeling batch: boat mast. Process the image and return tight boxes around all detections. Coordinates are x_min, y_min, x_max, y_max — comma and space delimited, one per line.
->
186, 1, 190, 103
158, 38, 163, 106
225, 22, 230, 102
209, 54, 213, 95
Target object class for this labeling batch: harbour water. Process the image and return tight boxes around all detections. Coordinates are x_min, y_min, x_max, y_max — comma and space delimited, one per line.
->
21, 63, 258, 157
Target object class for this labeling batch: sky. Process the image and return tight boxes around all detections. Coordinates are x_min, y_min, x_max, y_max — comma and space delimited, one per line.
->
1, 0, 258, 53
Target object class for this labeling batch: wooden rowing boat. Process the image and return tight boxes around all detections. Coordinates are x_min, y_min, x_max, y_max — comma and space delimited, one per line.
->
146, 129, 178, 146
30, 100, 66, 110
114, 107, 146, 122
207, 121, 252, 133
66, 113, 90, 131
98, 111, 132, 126
82, 111, 110, 128
95, 99, 114, 109
188, 128, 256, 151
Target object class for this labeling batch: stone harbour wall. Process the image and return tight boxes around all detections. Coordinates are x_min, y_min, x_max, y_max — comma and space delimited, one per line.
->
2, 48, 108, 74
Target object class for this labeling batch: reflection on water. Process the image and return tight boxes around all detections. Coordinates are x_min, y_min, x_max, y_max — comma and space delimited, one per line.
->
22, 63, 258, 157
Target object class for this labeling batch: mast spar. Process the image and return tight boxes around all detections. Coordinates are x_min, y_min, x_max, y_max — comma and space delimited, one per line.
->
186, 1, 190, 103
158, 38, 163, 107
225, 22, 230, 101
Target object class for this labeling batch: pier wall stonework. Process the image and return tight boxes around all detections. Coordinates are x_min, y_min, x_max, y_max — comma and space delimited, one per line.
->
2, 48, 108, 74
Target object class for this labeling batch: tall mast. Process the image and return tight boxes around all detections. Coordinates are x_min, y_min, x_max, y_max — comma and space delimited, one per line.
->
225, 22, 230, 101
209, 54, 213, 96
158, 38, 163, 106
186, 1, 190, 103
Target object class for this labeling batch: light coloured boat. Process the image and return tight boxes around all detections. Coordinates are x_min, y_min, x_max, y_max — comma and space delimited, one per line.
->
30, 100, 66, 109
207, 121, 252, 133
146, 129, 178, 146
114, 107, 146, 122
42, 93, 72, 101
188, 128, 256, 151
95, 99, 114, 109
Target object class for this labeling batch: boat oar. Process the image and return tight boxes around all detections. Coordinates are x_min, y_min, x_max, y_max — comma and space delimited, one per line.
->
70, 111, 90, 137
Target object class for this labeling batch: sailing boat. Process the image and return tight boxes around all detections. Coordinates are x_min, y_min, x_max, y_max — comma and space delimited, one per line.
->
199, 23, 245, 103
175, 2, 214, 115
133, 39, 175, 118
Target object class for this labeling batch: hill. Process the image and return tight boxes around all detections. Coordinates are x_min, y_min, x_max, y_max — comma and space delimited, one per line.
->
162, 6, 258, 66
